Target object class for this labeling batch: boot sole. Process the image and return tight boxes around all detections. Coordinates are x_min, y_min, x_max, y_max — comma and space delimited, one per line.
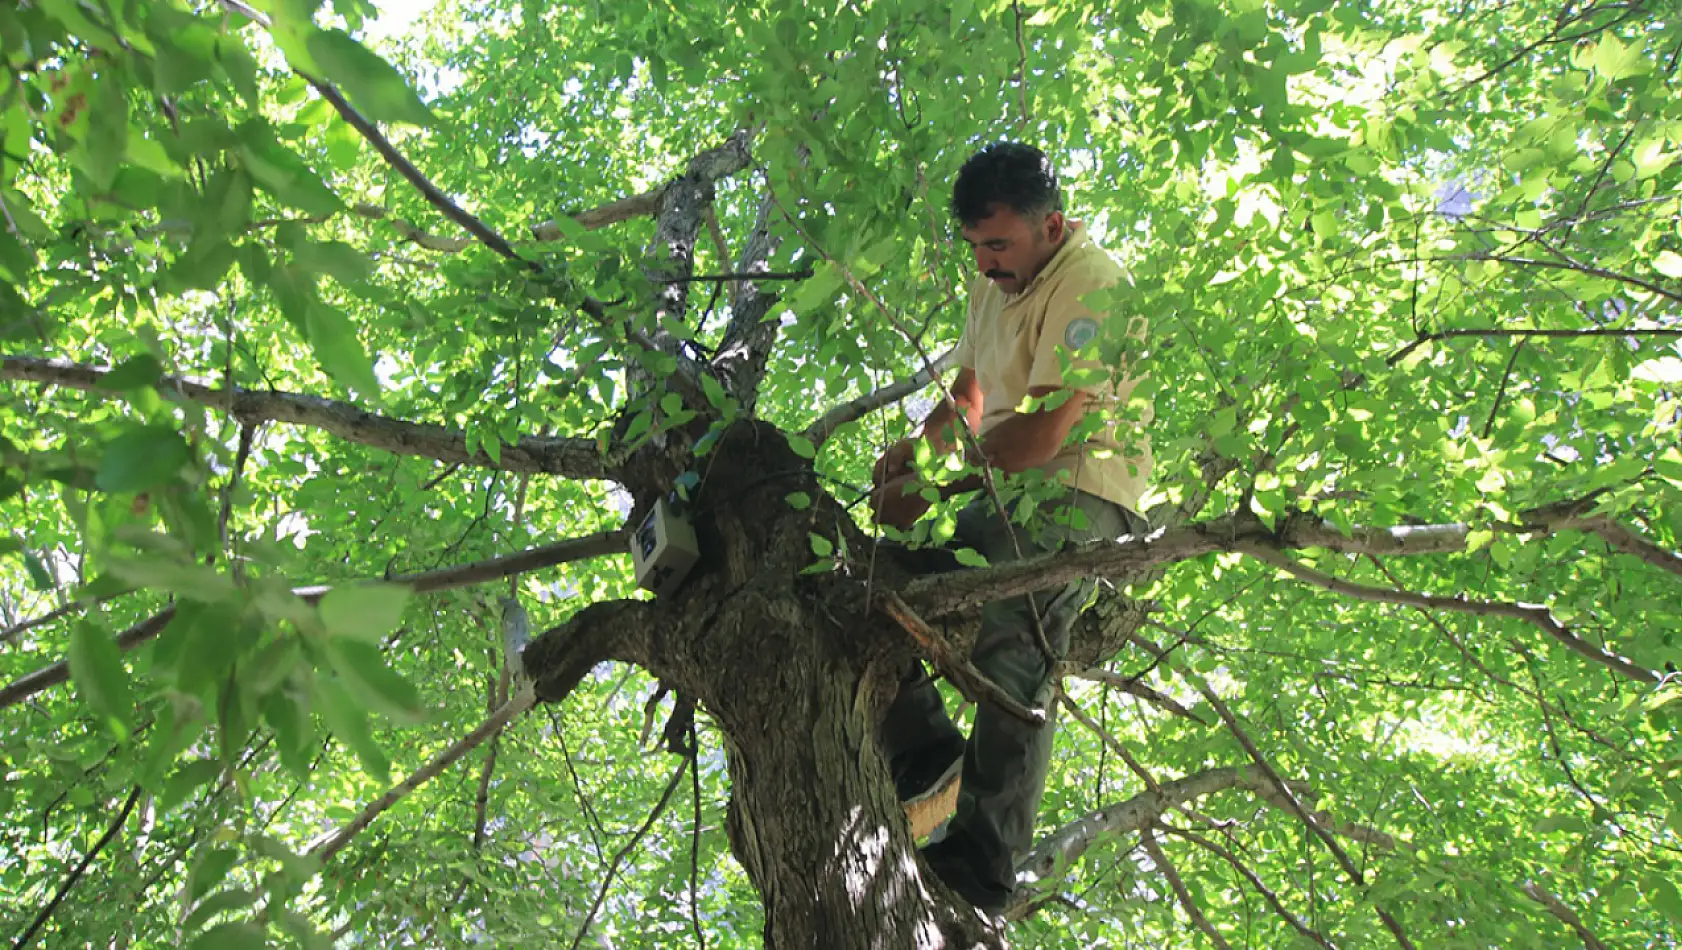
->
902, 760, 962, 839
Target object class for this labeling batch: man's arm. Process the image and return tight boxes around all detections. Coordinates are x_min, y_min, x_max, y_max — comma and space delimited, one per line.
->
873, 367, 983, 486
937, 385, 1089, 499
920, 367, 984, 453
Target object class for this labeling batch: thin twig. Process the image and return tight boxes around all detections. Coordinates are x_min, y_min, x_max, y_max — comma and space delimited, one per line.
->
309, 687, 535, 863
1011, 0, 1033, 128
1241, 545, 1659, 684
1479, 338, 1527, 439
688, 720, 707, 950
568, 753, 692, 950
13, 784, 142, 950
1142, 829, 1233, 950
1059, 692, 1162, 794
0, 589, 130, 647
1388, 325, 1682, 366
1163, 823, 1341, 950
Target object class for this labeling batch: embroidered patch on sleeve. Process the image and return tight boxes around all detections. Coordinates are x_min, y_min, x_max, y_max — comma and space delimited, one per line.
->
1064, 317, 1100, 350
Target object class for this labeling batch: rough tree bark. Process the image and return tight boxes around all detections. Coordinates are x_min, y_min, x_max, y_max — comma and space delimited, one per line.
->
526, 421, 1014, 948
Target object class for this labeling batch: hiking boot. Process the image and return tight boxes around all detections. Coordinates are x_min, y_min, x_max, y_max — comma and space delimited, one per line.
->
893, 734, 965, 805
921, 834, 1012, 913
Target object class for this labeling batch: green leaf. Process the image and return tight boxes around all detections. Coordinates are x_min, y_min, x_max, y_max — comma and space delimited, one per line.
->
1592, 34, 1648, 81
97, 425, 190, 493
237, 121, 343, 217
0, 224, 36, 282
306, 30, 437, 127
159, 758, 224, 814
189, 847, 240, 903
786, 433, 817, 459
185, 920, 266, 950
22, 549, 54, 590
83, 75, 129, 191
320, 584, 411, 642
324, 636, 425, 722
701, 373, 730, 412
954, 547, 989, 567
784, 261, 843, 315
785, 491, 811, 510
315, 677, 389, 782
1646, 874, 1682, 926
808, 532, 834, 557
293, 240, 371, 286
106, 558, 236, 602
68, 621, 134, 740
306, 301, 380, 398
101, 355, 165, 391
182, 890, 258, 937
1654, 250, 1682, 280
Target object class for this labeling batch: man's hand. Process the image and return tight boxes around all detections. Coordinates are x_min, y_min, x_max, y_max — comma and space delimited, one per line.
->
871, 474, 934, 529
872, 438, 919, 487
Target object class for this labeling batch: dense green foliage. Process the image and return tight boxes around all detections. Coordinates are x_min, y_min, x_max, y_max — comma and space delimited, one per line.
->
2, 0, 1680, 946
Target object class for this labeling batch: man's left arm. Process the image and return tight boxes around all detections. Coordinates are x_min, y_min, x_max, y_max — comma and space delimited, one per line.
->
938, 282, 1114, 498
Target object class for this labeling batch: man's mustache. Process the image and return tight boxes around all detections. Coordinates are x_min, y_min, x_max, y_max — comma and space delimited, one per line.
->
985, 269, 1014, 280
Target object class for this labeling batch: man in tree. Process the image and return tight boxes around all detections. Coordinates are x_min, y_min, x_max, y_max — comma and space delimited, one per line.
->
871, 141, 1153, 912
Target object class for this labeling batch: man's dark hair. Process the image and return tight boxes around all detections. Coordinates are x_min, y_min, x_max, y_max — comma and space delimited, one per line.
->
950, 142, 1062, 227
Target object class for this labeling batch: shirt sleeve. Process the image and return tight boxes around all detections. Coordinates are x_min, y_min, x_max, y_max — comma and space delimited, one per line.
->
1028, 269, 1131, 392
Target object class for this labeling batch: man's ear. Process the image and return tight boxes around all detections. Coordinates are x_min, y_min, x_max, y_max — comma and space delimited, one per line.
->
1044, 211, 1066, 243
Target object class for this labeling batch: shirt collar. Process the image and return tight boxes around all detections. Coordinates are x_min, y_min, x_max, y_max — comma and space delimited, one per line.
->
1010, 223, 1090, 299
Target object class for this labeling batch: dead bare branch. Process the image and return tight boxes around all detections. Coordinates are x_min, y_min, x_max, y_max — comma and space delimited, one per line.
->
877, 591, 1045, 726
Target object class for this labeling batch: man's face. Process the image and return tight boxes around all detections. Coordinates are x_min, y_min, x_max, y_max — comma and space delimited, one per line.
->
959, 204, 1065, 296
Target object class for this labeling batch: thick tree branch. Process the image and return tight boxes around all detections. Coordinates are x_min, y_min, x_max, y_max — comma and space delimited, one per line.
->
712, 193, 785, 408
903, 503, 1678, 636
1009, 766, 1271, 915
531, 189, 664, 240
1, 356, 613, 480
1564, 513, 1682, 581
0, 530, 625, 711
0, 609, 173, 711
805, 347, 959, 448
309, 684, 537, 863
659, 268, 813, 284
523, 600, 655, 703
1240, 545, 1659, 684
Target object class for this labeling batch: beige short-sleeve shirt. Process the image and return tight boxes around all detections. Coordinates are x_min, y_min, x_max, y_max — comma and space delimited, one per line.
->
955, 224, 1153, 514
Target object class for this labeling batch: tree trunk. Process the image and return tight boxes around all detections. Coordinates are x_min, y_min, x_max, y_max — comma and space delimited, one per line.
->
700, 597, 995, 948
610, 423, 1006, 948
